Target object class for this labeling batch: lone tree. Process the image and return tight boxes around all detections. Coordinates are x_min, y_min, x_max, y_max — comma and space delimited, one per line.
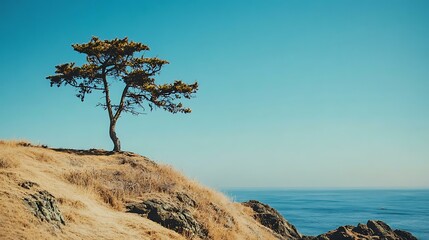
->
47, 37, 198, 152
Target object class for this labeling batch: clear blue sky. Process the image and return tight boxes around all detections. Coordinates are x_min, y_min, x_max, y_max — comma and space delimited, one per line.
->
1, 0, 428, 189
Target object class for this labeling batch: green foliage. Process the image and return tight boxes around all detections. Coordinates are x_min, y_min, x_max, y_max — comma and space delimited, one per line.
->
47, 37, 198, 116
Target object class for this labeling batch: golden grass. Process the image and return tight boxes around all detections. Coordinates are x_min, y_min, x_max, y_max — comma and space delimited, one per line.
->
0, 158, 17, 168
0, 152, 19, 169
0, 140, 277, 240
0, 140, 31, 147
57, 197, 86, 209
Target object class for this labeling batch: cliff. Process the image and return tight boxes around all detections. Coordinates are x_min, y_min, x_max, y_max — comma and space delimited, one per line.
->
0, 140, 417, 240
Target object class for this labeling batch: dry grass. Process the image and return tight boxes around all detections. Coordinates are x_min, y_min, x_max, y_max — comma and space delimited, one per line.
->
63, 164, 183, 207
0, 153, 19, 169
0, 157, 17, 168
57, 197, 86, 209
0, 140, 31, 147
0, 140, 277, 240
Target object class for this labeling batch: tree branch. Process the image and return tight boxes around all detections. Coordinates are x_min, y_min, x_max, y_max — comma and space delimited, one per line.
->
113, 84, 130, 121
67, 81, 104, 91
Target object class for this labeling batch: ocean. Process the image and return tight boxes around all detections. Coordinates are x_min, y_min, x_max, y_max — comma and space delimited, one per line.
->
225, 189, 429, 239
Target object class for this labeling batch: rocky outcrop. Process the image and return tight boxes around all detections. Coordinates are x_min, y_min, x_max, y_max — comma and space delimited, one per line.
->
241, 200, 417, 240
19, 181, 39, 189
126, 199, 208, 238
176, 192, 197, 208
23, 190, 65, 227
242, 200, 302, 239
209, 202, 235, 228
308, 220, 417, 240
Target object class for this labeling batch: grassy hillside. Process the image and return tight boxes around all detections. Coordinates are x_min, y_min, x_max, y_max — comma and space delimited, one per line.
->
0, 140, 277, 240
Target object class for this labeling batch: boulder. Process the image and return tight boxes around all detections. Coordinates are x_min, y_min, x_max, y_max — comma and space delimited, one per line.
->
367, 220, 397, 239
23, 190, 65, 227
209, 202, 235, 228
242, 200, 301, 239
311, 220, 417, 240
126, 199, 207, 238
19, 181, 39, 189
394, 229, 418, 240
176, 192, 197, 208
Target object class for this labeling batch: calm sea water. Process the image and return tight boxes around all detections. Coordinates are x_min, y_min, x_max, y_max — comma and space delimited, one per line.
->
225, 189, 429, 239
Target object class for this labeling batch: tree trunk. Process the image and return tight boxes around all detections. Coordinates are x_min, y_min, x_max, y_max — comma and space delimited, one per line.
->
109, 120, 121, 152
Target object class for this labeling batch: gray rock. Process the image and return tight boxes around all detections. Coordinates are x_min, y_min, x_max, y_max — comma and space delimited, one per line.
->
367, 220, 396, 238
176, 192, 197, 208
352, 223, 373, 235
19, 181, 39, 189
126, 199, 207, 238
312, 220, 417, 240
394, 229, 418, 240
23, 190, 65, 227
209, 202, 235, 228
242, 200, 302, 239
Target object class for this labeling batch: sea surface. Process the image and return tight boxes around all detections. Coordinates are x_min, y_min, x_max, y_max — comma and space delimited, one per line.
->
225, 189, 429, 239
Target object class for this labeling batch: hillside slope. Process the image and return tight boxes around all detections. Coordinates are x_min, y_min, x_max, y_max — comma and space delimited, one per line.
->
0, 140, 278, 240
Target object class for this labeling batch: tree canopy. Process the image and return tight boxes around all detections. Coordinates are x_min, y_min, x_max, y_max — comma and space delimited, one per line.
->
47, 37, 198, 151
